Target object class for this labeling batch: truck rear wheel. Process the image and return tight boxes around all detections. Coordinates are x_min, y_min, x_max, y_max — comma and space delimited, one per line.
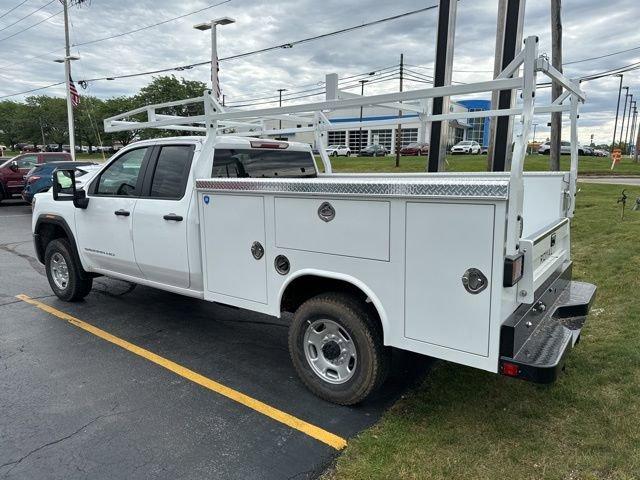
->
45, 238, 93, 302
289, 292, 390, 405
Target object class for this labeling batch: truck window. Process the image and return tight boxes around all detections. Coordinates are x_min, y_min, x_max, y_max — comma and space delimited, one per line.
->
212, 149, 317, 178
16, 155, 38, 169
148, 145, 194, 199
95, 147, 147, 196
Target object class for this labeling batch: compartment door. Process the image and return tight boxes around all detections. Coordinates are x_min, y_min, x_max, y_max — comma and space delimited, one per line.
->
202, 194, 267, 304
404, 202, 495, 356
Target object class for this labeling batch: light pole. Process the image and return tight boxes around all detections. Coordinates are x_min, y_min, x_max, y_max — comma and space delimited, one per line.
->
619, 87, 629, 146
531, 122, 539, 153
193, 17, 236, 101
53, 54, 80, 159
358, 79, 369, 151
611, 74, 624, 152
277, 88, 287, 130
624, 98, 634, 154
53, 0, 79, 160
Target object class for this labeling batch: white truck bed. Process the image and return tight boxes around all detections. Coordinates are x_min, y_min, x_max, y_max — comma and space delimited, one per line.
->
194, 172, 569, 374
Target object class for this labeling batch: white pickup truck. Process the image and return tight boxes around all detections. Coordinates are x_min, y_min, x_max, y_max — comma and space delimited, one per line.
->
32, 37, 595, 405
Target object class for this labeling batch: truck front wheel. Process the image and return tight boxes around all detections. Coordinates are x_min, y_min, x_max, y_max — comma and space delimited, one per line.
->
289, 292, 390, 405
45, 238, 93, 302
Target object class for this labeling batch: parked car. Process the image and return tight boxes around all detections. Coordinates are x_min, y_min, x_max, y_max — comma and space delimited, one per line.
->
582, 146, 594, 156
21, 161, 98, 204
481, 145, 489, 154
399, 142, 429, 156
537, 141, 589, 156
325, 145, 351, 157
358, 144, 388, 157
593, 149, 609, 157
21, 145, 41, 153
0, 152, 72, 203
450, 140, 481, 155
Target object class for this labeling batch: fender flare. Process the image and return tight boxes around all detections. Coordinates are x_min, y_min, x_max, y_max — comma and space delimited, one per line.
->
34, 214, 88, 278
278, 268, 390, 341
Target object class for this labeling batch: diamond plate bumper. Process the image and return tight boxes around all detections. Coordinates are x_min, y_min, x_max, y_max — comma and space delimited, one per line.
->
499, 262, 596, 383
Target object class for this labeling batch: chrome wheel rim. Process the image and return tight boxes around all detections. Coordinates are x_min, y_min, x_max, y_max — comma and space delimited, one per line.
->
303, 319, 357, 384
50, 252, 69, 290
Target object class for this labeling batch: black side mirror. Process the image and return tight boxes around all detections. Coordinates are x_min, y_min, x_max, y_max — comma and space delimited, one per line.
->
52, 169, 89, 209
9, 160, 18, 171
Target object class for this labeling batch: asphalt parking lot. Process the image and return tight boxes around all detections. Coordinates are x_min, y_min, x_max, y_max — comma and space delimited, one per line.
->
0, 199, 430, 480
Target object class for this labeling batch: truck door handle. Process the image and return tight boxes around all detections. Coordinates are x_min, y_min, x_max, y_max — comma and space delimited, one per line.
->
163, 214, 183, 222
114, 209, 130, 217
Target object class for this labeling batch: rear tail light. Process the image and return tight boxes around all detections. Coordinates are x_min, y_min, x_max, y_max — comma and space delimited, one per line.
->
503, 253, 524, 287
500, 362, 520, 377
250, 140, 288, 149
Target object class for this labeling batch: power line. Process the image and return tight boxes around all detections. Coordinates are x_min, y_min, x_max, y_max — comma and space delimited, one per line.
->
0, 81, 64, 99
0, 0, 29, 21
564, 45, 640, 66
74, 5, 438, 84
72, 0, 233, 48
0, 7, 61, 43
0, 0, 233, 69
0, 0, 56, 34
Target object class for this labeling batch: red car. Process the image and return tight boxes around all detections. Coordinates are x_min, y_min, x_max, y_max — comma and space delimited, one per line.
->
399, 142, 430, 156
0, 152, 72, 203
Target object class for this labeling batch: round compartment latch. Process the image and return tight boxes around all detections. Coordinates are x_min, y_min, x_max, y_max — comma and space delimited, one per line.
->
461, 268, 488, 294
251, 241, 264, 260
274, 255, 290, 275
317, 202, 335, 222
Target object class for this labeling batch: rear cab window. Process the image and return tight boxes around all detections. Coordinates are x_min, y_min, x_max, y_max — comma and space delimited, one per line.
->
211, 148, 317, 178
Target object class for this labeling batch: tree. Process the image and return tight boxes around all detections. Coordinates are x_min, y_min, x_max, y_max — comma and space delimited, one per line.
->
75, 95, 105, 152
101, 96, 142, 147
25, 96, 69, 147
0, 101, 30, 148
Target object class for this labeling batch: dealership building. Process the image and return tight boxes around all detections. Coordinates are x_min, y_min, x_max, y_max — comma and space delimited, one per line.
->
265, 98, 492, 154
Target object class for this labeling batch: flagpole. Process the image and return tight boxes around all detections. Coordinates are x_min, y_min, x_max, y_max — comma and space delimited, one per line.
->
62, 0, 76, 160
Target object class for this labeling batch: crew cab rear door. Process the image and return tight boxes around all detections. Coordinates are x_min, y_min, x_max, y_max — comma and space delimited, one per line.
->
132, 144, 195, 288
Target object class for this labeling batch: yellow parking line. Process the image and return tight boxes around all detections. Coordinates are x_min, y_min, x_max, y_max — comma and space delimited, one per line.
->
16, 294, 347, 451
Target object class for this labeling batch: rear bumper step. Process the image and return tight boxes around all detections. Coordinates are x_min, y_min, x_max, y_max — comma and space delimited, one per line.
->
499, 262, 596, 383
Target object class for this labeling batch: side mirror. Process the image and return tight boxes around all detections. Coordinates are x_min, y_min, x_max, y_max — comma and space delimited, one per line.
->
52, 169, 89, 209
9, 160, 18, 171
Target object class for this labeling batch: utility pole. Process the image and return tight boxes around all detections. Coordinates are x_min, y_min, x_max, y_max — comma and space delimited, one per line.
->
358, 79, 369, 152
427, 0, 457, 172
630, 106, 638, 158
611, 74, 624, 152
624, 98, 634, 154
395, 53, 404, 168
635, 113, 640, 162
60, 0, 75, 160
488, 0, 525, 171
550, 0, 563, 170
530, 122, 539, 154
277, 88, 287, 130
619, 87, 629, 146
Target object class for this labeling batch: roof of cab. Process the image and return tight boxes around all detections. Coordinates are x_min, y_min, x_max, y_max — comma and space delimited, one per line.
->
125, 135, 312, 151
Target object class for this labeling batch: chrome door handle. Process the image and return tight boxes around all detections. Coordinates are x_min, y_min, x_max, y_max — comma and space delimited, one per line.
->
114, 209, 130, 217
163, 214, 183, 222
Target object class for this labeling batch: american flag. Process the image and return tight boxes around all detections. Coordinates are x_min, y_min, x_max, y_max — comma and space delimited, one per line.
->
69, 75, 80, 107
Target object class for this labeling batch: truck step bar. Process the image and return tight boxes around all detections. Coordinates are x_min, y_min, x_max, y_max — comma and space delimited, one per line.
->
499, 262, 596, 383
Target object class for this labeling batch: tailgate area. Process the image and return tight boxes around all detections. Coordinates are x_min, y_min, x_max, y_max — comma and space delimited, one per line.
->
499, 262, 596, 383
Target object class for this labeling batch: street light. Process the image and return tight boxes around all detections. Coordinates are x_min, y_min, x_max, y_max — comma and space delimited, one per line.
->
612, 74, 624, 152
277, 88, 287, 130
358, 79, 370, 151
193, 17, 236, 101
53, 54, 80, 159
619, 86, 630, 146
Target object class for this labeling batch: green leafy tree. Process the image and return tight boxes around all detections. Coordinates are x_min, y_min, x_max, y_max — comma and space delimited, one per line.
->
0, 101, 31, 149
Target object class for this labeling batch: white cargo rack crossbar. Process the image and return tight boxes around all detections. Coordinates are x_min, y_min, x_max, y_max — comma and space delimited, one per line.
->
104, 35, 585, 260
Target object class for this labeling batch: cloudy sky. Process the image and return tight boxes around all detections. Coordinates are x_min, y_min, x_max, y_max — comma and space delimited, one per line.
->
0, 0, 639, 144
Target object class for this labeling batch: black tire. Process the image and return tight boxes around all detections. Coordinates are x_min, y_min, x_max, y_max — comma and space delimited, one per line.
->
45, 238, 92, 302
332, 151, 338, 157
289, 292, 390, 405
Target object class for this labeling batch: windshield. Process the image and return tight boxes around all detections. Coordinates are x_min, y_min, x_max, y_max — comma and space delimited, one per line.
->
458, 141, 473, 146
326, 145, 339, 149
406, 143, 419, 148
